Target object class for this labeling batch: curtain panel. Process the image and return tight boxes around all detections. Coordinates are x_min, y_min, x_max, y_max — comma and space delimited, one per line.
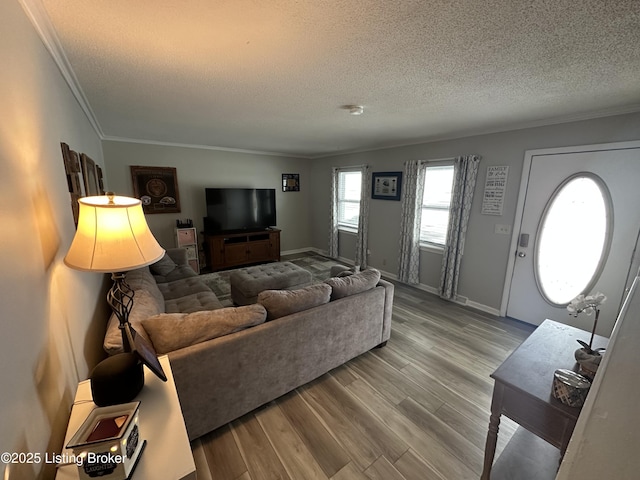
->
328, 167, 340, 258
398, 160, 427, 284
355, 165, 371, 268
439, 154, 481, 300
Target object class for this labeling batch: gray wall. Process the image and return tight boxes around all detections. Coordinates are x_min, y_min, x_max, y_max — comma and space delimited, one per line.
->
1, 1, 107, 478
102, 141, 312, 254
4, 0, 639, 471
310, 112, 640, 312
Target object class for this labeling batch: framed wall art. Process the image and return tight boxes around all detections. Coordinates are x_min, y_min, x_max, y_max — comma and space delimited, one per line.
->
61, 142, 83, 227
81, 153, 100, 196
130, 166, 181, 214
96, 165, 105, 195
372, 171, 402, 201
282, 173, 300, 192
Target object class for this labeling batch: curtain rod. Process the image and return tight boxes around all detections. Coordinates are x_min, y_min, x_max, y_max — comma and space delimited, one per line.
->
332, 164, 368, 170
420, 156, 458, 163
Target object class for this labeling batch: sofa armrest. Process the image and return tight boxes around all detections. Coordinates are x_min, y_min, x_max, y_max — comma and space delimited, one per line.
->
166, 248, 189, 266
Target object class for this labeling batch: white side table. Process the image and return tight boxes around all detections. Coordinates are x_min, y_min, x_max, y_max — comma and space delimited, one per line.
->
56, 356, 196, 480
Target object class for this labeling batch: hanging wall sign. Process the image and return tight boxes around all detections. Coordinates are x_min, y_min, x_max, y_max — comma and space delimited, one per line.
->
482, 166, 509, 215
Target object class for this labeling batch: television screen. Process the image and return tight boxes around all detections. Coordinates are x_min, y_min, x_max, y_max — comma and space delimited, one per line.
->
204, 188, 276, 233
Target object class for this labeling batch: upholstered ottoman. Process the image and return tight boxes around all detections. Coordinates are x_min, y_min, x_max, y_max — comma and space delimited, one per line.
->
230, 262, 312, 305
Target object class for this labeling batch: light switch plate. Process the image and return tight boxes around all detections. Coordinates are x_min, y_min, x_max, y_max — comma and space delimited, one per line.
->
495, 224, 511, 235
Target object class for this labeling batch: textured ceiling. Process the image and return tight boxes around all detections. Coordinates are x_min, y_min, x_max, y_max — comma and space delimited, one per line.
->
40, 0, 640, 157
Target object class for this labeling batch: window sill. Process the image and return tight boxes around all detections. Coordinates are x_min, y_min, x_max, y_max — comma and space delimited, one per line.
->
419, 243, 445, 254
338, 226, 358, 235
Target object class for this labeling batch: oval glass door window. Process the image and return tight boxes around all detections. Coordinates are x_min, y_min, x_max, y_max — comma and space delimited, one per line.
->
535, 173, 612, 306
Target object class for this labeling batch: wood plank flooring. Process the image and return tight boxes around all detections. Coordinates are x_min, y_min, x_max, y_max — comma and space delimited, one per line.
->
191, 280, 535, 480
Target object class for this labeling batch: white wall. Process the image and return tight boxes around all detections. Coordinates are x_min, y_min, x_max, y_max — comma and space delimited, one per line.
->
102, 141, 312, 254
309, 113, 640, 313
557, 275, 640, 479
0, 1, 107, 478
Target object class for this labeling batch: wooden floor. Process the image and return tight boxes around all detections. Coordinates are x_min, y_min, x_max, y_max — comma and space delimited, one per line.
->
191, 281, 536, 480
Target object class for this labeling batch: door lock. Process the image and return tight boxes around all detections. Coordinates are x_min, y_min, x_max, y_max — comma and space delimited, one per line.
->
518, 251, 526, 258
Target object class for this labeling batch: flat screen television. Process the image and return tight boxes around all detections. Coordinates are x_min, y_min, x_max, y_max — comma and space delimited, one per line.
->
204, 188, 277, 233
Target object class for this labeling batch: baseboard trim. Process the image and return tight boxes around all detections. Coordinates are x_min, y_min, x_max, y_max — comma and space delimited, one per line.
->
284, 247, 501, 316
280, 247, 325, 256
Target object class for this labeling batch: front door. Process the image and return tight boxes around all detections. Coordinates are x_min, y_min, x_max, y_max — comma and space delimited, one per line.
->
505, 142, 640, 336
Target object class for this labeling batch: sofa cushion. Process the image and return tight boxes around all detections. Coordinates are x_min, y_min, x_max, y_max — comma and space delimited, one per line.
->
158, 276, 214, 301
164, 291, 223, 313
104, 289, 164, 355
141, 304, 267, 354
325, 268, 381, 300
153, 265, 199, 283
337, 270, 354, 278
125, 267, 165, 308
150, 253, 178, 277
329, 265, 354, 277
257, 283, 332, 321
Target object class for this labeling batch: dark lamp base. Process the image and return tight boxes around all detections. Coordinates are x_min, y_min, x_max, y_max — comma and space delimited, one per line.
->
90, 353, 144, 406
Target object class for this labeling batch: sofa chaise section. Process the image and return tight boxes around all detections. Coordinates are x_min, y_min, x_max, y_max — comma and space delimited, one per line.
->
168, 279, 393, 440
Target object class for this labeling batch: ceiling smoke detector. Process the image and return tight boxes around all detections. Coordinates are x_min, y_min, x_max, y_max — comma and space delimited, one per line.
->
348, 105, 364, 115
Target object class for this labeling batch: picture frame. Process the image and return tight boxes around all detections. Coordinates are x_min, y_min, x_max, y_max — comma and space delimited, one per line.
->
60, 142, 83, 227
282, 173, 300, 192
81, 153, 100, 196
96, 165, 105, 195
372, 171, 402, 200
130, 166, 181, 214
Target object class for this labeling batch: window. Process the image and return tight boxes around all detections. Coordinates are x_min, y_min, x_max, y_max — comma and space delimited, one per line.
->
535, 173, 612, 305
337, 170, 362, 230
420, 164, 455, 246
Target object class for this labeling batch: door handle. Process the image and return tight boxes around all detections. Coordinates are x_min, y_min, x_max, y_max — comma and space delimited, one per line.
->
518, 251, 526, 258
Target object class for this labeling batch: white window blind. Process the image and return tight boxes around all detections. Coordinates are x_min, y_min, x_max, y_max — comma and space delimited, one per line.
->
420, 164, 455, 246
337, 170, 362, 229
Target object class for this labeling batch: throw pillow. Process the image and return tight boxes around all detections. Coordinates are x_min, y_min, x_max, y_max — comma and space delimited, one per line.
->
141, 304, 267, 354
149, 253, 178, 277
325, 268, 381, 300
258, 283, 332, 321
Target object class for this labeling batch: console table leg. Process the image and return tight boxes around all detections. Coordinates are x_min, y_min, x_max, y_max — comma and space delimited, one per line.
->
558, 427, 572, 470
481, 383, 504, 480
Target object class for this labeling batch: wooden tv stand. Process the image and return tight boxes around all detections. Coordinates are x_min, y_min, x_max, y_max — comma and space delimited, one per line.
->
204, 229, 280, 271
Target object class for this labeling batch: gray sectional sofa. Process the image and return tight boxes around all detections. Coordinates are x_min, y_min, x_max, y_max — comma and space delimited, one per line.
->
103, 248, 394, 440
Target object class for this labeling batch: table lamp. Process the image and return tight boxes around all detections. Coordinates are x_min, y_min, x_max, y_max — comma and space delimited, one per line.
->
64, 193, 167, 403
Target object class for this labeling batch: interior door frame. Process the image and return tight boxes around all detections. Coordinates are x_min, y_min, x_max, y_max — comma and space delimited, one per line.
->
500, 140, 640, 317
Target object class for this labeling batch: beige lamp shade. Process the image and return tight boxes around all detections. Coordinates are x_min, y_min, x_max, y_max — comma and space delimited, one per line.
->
64, 194, 165, 272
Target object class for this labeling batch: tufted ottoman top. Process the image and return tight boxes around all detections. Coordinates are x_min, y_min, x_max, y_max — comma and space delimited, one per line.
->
230, 262, 312, 305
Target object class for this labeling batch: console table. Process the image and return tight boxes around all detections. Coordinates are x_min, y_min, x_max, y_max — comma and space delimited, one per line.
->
481, 319, 608, 479
56, 356, 196, 480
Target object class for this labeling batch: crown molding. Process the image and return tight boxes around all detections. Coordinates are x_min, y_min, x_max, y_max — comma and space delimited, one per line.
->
309, 104, 640, 159
104, 103, 640, 160
19, 0, 104, 138
101, 135, 310, 159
